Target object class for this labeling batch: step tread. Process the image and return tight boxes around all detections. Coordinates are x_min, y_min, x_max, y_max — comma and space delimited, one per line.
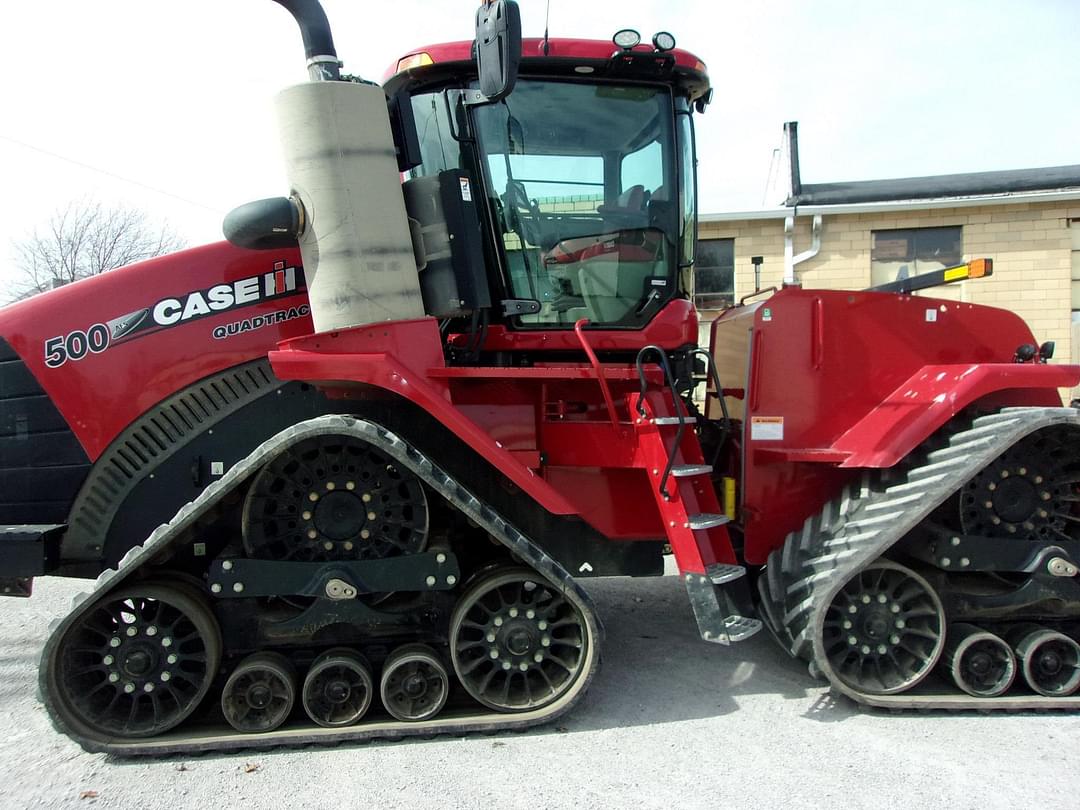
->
707, 563, 747, 585
672, 464, 712, 477
687, 513, 730, 530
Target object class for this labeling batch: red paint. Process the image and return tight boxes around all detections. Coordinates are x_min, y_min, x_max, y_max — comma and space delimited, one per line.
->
0, 242, 310, 460
384, 38, 709, 84
448, 299, 698, 353
268, 314, 730, 551
728, 287, 1080, 564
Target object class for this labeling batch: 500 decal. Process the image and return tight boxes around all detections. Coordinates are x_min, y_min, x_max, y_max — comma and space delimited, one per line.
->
42, 261, 305, 367
44, 324, 111, 368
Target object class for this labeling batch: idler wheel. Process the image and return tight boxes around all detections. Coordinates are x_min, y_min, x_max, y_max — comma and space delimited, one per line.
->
221, 652, 297, 733
821, 560, 946, 695
302, 648, 374, 727
942, 623, 1016, 697
450, 567, 589, 712
380, 644, 450, 722
49, 584, 221, 739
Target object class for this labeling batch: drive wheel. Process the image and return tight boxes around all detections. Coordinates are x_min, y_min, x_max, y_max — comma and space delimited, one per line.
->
960, 428, 1080, 541
450, 567, 589, 712
821, 560, 946, 695
380, 644, 449, 722
50, 584, 221, 739
301, 649, 374, 727
221, 652, 296, 733
243, 435, 429, 562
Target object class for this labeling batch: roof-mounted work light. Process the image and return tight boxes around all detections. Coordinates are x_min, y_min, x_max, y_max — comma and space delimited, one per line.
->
652, 31, 676, 51
613, 29, 641, 50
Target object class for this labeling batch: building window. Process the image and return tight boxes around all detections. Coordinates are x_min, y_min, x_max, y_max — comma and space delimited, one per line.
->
871, 226, 962, 287
695, 238, 735, 309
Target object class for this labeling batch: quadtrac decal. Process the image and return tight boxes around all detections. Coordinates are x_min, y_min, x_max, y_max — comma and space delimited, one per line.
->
43, 261, 306, 368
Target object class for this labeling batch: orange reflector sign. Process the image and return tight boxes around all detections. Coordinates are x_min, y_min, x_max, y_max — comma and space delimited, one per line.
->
396, 52, 435, 72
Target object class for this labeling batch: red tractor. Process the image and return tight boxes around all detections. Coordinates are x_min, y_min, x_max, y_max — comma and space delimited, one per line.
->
1, 0, 1078, 754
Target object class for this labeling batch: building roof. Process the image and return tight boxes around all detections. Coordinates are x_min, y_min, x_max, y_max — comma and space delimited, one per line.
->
788, 164, 1080, 206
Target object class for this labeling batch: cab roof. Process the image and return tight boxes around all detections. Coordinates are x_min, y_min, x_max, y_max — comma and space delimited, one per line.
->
382, 37, 710, 101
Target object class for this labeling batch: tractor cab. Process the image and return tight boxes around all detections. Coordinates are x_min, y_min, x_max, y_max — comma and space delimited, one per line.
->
383, 33, 712, 347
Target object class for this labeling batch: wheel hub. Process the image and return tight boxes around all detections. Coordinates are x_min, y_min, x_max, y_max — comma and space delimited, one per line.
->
122, 647, 156, 678
246, 683, 273, 709
402, 673, 427, 698
325, 679, 352, 704
968, 651, 993, 676
992, 476, 1039, 524
503, 624, 536, 656
1037, 648, 1063, 676
313, 491, 367, 541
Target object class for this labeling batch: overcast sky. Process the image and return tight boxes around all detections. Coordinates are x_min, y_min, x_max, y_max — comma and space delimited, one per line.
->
1, 0, 1078, 287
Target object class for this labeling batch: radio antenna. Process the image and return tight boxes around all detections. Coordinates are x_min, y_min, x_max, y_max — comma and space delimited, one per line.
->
543, 0, 551, 55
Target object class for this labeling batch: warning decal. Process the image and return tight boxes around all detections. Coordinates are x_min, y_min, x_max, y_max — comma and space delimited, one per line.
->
750, 416, 784, 441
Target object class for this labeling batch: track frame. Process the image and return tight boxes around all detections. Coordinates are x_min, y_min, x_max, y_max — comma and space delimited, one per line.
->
40, 415, 603, 755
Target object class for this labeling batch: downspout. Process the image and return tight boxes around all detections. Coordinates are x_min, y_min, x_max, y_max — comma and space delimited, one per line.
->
784, 212, 822, 285
781, 121, 822, 283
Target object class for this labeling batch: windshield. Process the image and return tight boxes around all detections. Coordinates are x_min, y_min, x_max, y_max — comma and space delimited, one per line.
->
472, 81, 678, 327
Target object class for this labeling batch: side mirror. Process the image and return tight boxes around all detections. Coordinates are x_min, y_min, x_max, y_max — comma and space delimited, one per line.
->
475, 0, 521, 102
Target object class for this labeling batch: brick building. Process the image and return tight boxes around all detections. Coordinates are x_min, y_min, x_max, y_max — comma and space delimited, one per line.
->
695, 146, 1080, 382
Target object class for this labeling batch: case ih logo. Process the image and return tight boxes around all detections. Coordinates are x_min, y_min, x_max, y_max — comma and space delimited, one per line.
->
44, 262, 305, 368
147, 264, 302, 332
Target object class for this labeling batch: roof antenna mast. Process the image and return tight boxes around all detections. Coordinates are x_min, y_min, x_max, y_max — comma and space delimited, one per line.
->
543, 0, 551, 55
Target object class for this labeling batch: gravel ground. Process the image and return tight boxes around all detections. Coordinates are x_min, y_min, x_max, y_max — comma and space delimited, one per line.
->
2, 570, 1079, 810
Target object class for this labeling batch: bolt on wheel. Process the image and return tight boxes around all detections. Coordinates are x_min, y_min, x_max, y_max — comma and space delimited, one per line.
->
50, 584, 221, 739
821, 560, 945, 695
380, 644, 450, 722
221, 652, 297, 733
450, 567, 589, 712
302, 648, 374, 727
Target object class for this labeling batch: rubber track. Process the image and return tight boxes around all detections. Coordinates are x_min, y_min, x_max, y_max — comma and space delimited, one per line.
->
758, 407, 1080, 710
39, 415, 603, 756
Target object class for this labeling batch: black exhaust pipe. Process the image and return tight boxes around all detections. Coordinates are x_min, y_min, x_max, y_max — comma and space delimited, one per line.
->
272, 0, 341, 81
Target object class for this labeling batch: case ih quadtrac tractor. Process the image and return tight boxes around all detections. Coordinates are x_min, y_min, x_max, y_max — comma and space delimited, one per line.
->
2, 0, 1079, 755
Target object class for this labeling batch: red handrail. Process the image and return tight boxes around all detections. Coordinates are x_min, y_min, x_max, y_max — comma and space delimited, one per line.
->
573, 318, 620, 426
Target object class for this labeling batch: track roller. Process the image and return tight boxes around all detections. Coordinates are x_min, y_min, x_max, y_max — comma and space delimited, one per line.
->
301, 648, 375, 727
380, 644, 450, 722
221, 652, 297, 733
1008, 626, 1080, 697
942, 624, 1016, 697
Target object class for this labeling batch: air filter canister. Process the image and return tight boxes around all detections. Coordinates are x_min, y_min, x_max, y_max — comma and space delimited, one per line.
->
276, 80, 424, 333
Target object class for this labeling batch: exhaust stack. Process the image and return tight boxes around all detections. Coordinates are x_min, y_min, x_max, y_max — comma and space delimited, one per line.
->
271, 0, 341, 81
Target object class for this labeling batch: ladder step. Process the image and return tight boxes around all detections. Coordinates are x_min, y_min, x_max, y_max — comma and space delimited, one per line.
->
707, 563, 747, 585
722, 615, 764, 643
651, 416, 684, 425
687, 513, 729, 530
672, 464, 712, 478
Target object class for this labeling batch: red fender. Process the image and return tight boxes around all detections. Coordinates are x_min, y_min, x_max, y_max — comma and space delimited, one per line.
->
831, 363, 1080, 468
